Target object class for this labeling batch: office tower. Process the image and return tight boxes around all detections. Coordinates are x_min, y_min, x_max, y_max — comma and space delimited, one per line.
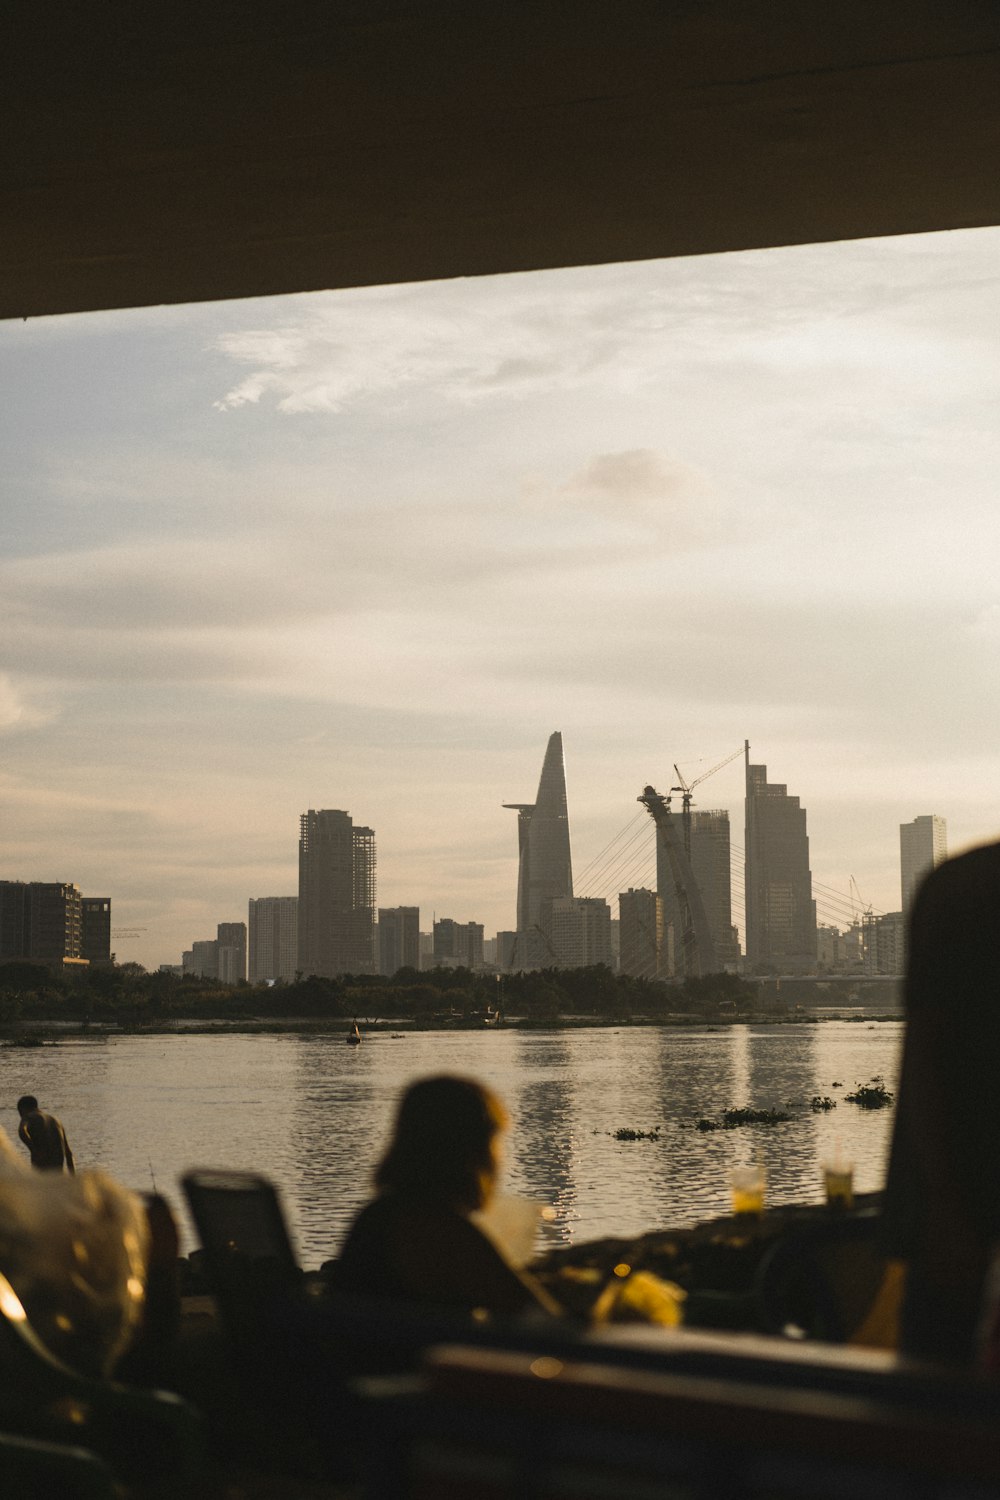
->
504, 731, 574, 966
297, 809, 376, 978
744, 746, 816, 973
378, 906, 420, 975
432, 919, 484, 969
0, 881, 84, 966
900, 815, 947, 917
81, 897, 112, 964
619, 887, 667, 979
216, 921, 248, 984
542, 896, 612, 969
249, 897, 298, 983
656, 808, 740, 970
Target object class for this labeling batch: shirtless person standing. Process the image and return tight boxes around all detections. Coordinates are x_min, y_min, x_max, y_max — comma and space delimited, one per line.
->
16, 1095, 75, 1172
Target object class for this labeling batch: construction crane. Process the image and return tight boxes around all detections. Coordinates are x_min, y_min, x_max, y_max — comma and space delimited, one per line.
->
638, 786, 718, 979
671, 745, 744, 857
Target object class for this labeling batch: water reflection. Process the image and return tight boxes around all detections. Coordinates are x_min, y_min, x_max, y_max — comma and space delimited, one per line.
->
0, 1023, 904, 1263
507, 1033, 575, 1258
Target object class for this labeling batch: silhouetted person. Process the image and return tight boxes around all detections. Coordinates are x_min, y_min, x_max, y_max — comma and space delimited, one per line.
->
883, 844, 1000, 1365
16, 1095, 75, 1172
333, 1074, 560, 1317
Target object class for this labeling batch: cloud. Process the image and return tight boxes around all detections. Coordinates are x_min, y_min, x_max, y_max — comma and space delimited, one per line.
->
0, 675, 52, 733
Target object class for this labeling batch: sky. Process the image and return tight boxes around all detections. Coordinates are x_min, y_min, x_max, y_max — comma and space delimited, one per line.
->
4, 226, 1000, 969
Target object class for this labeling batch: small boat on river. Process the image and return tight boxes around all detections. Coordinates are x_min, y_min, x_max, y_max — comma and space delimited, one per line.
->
346, 1023, 362, 1046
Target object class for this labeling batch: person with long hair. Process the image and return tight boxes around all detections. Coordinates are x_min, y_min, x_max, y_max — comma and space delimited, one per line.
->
333, 1075, 560, 1317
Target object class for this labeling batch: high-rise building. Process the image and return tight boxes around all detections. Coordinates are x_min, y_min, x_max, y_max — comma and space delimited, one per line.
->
504, 731, 574, 967
656, 809, 740, 971
900, 815, 947, 917
81, 897, 112, 965
297, 809, 376, 978
217, 921, 247, 984
0, 881, 87, 967
432, 919, 484, 969
249, 897, 298, 983
183, 939, 218, 978
864, 911, 906, 975
495, 931, 518, 971
744, 746, 816, 973
378, 906, 420, 975
542, 896, 612, 969
619, 887, 667, 979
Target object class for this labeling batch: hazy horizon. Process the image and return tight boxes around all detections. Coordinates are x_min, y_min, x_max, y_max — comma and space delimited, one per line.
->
4, 226, 1000, 970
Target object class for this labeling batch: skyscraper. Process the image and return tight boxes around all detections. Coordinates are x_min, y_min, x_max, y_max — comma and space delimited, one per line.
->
217, 921, 248, 984
900, 815, 947, 917
656, 809, 740, 971
297, 809, 376, 978
744, 745, 816, 973
377, 906, 420, 975
504, 731, 573, 966
249, 897, 299, 983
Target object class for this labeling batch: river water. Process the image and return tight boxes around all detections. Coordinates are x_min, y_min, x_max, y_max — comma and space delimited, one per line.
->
0, 1022, 903, 1266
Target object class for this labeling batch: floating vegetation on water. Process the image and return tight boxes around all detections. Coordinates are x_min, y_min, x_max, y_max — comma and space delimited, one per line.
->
612, 1127, 662, 1142
721, 1107, 792, 1128
831, 1081, 842, 1088
845, 1076, 894, 1109
694, 1106, 792, 1131
811, 1096, 837, 1112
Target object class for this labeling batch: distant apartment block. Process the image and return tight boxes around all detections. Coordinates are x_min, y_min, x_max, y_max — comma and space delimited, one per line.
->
0, 880, 99, 969
183, 939, 219, 979
495, 931, 518, 971
900, 815, 947, 918
543, 896, 612, 969
249, 897, 298, 982
865, 911, 906, 976
81, 897, 112, 964
378, 906, 420, 975
297, 809, 376, 978
217, 922, 247, 984
744, 747, 816, 974
433, 918, 484, 969
619, 887, 668, 980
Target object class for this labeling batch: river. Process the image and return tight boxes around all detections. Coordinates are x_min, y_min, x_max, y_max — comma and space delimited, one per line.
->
0, 1022, 902, 1266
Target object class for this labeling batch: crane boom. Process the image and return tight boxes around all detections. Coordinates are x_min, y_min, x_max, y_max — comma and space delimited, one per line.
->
638, 785, 718, 978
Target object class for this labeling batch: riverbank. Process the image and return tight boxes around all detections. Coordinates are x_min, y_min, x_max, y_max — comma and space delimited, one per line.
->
0, 1011, 902, 1041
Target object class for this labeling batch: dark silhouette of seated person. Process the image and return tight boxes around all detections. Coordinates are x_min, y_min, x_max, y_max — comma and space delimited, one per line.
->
884, 843, 1000, 1365
16, 1095, 75, 1172
333, 1074, 560, 1318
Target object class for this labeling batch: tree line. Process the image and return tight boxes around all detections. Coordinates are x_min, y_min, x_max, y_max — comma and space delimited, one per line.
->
0, 959, 760, 1027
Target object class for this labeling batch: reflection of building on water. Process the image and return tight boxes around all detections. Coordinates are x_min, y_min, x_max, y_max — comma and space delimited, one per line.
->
509, 1034, 577, 1247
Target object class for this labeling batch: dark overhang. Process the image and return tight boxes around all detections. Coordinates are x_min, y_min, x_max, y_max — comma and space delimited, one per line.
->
4, 1, 1000, 320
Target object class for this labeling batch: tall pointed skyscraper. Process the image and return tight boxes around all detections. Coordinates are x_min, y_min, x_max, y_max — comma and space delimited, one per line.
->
504, 731, 574, 965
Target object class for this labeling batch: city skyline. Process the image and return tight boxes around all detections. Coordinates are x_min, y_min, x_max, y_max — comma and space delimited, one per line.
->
5, 226, 1000, 970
